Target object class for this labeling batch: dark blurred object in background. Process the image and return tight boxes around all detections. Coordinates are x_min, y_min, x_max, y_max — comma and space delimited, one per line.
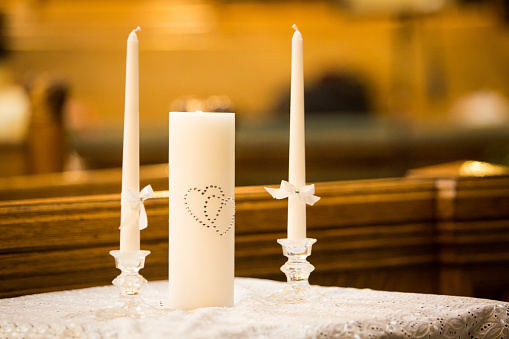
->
25, 74, 69, 174
0, 12, 8, 61
275, 69, 372, 115
304, 70, 372, 115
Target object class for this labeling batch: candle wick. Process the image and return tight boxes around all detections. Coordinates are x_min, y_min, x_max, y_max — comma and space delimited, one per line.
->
133, 26, 141, 33
292, 24, 299, 32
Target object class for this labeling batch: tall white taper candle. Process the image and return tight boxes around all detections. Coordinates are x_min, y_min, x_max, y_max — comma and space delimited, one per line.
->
288, 24, 306, 241
120, 27, 141, 252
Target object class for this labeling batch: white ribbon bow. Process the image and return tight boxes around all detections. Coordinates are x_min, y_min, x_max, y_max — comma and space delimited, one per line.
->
265, 180, 321, 206
120, 185, 155, 230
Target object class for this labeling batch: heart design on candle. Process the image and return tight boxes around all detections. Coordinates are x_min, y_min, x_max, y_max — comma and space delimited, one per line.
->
184, 185, 235, 236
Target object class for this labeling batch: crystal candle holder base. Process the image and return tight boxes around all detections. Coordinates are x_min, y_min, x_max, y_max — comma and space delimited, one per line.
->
266, 238, 327, 304
96, 250, 159, 319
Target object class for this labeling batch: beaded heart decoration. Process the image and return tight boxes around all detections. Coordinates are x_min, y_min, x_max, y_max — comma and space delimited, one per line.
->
184, 185, 235, 236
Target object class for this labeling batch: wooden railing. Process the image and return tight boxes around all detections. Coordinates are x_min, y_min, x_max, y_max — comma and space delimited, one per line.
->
2, 163, 509, 301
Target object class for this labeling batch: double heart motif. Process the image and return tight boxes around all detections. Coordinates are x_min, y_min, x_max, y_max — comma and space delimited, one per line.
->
184, 185, 235, 236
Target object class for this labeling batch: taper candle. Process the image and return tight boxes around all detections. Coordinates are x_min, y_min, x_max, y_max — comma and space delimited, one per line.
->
168, 112, 235, 310
288, 24, 306, 241
120, 27, 141, 252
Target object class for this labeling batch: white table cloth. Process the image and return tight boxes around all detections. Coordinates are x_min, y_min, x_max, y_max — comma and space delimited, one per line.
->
1, 278, 508, 339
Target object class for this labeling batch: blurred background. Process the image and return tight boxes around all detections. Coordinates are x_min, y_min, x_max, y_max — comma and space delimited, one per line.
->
1, 0, 509, 186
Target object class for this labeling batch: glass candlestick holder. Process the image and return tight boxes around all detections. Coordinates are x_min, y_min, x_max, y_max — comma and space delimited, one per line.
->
266, 238, 327, 304
96, 250, 157, 319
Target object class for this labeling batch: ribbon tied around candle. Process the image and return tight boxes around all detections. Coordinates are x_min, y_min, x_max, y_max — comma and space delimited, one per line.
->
120, 185, 155, 230
265, 180, 321, 206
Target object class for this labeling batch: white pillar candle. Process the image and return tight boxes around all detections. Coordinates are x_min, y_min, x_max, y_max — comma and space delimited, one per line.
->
120, 27, 141, 252
168, 112, 235, 310
288, 25, 306, 241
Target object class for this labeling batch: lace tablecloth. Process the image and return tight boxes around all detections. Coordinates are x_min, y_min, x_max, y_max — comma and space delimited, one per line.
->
1, 278, 509, 339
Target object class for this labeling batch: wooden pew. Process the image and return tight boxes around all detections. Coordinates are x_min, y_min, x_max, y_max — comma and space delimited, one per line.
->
2, 163, 509, 301
0, 177, 439, 298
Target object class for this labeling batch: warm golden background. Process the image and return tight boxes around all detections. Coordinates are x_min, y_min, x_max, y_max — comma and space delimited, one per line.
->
1, 0, 509, 185
3, 1, 509, 302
